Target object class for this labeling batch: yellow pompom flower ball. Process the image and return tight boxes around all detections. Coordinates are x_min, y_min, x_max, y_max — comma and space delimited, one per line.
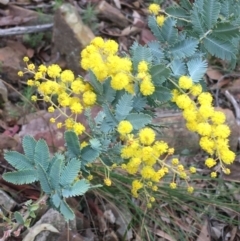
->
117, 120, 133, 135
140, 80, 155, 96
139, 127, 155, 145
61, 70, 75, 83
83, 91, 97, 106
148, 3, 160, 15
205, 158, 217, 168
156, 15, 165, 26
47, 64, 61, 78
104, 178, 112, 186
179, 76, 193, 90
138, 61, 149, 73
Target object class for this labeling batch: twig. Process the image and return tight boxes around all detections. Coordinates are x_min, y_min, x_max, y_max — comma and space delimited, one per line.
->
224, 90, 240, 125
0, 24, 53, 36
214, 73, 240, 106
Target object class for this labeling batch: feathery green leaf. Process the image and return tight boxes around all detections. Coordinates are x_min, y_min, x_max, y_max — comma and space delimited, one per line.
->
169, 38, 198, 59
190, 5, 205, 34
51, 193, 61, 208
81, 146, 99, 163
126, 113, 152, 130
37, 164, 52, 194
187, 58, 208, 82
202, 0, 220, 29
64, 131, 81, 158
60, 200, 74, 220
62, 179, 90, 198
60, 158, 80, 186
170, 59, 187, 76
22, 136, 36, 162
132, 45, 153, 71
88, 70, 103, 95
132, 96, 147, 112
49, 156, 63, 190
4, 151, 34, 171
151, 64, 171, 86
161, 18, 178, 45
165, 6, 190, 19
213, 22, 240, 40
150, 86, 172, 102
115, 93, 133, 121
203, 35, 236, 61
34, 139, 49, 170
3, 170, 38, 184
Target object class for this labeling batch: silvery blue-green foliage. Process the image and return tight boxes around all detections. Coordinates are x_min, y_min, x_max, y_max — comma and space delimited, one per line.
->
3, 134, 91, 220
130, 0, 240, 106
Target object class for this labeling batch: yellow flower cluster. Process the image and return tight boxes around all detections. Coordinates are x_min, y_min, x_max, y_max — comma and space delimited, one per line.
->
20, 58, 97, 136
172, 75, 235, 174
148, 4, 166, 27
137, 61, 155, 96
81, 37, 157, 96
81, 37, 134, 93
120, 127, 195, 199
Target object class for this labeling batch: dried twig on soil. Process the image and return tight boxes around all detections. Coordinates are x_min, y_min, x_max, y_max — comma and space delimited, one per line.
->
224, 90, 240, 125
0, 23, 53, 36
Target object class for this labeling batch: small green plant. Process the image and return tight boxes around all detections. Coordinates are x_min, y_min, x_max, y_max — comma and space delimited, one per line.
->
3, 133, 92, 220
82, 3, 98, 33
23, 33, 44, 48
3, 0, 240, 238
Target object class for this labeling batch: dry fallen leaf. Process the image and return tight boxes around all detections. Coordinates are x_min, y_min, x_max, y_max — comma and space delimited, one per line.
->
23, 223, 59, 241
196, 219, 211, 241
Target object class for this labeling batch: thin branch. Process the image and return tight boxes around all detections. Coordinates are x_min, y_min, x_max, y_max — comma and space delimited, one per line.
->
0, 24, 53, 36
224, 90, 240, 126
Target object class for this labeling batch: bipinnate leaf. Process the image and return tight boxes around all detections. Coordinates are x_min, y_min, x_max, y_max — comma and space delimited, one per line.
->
62, 179, 90, 198
64, 131, 81, 158
3, 170, 38, 184
202, 0, 220, 29
161, 17, 177, 45
37, 164, 52, 194
180, 0, 192, 10
115, 93, 133, 121
203, 36, 236, 61
169, 38, 198, 59
190, 5, 205, 34
60, 158, 80, 186
49, 156, 63, 190
88, 70, 103, 95
101, 104, 118, 132
150, 86, 172, 102
132, 45, 153, 70
165, 6, 189, 19
81, 146, 99, 163
51, 193, 61, 208
22, 135, 36, 162
103, 77, 116, 103
89, 138, 101, 151
170, 59, 187, 76
4, 151, 34, 171
60, 200, 74, 221
213, 23, 240, 41
126, 113, 152, 130
148, 41, 163, 63
187, 58, 208, 82
151, 64, 171, 86
132, 96, 147, 112
34, 139, 50, 170
148, 16, 165, 42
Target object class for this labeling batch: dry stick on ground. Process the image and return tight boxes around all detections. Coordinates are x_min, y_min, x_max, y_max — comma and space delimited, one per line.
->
0, 23, 53, 36
214, 74, 240, 107
224, 90, 240, 125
